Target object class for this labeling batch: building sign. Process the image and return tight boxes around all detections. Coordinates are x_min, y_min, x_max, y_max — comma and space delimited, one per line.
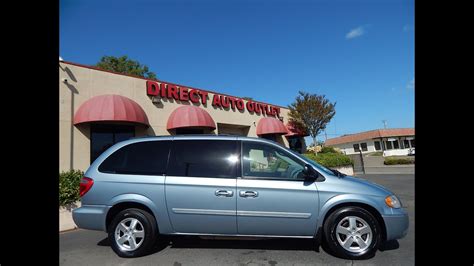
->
146, 80, 280, 117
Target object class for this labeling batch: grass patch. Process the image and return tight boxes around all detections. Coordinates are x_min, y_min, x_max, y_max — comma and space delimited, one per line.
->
368, 151, 383, 156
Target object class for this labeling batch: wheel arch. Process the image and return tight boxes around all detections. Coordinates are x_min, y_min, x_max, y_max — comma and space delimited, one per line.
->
318, 196, 387, 241
105, 194, 160, 232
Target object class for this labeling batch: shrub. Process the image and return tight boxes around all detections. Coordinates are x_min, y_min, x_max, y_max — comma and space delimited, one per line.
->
59, 169, 84, 206
384, 157, 415, 165
320, 146, 338, 154
304, 153, 352, 168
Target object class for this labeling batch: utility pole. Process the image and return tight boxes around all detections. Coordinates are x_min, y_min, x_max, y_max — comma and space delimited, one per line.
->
382, 120, 388, 129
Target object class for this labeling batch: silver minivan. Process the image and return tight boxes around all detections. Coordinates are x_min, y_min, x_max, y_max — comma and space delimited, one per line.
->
73, 135, 408, 259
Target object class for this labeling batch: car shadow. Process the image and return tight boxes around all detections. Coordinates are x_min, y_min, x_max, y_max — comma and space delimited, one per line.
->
97, 236, 398, 257
98, 236, 322, 254
379, 240, 400, 251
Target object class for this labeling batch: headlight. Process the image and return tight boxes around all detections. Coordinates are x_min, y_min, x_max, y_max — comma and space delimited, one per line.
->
385, 195, 401, 208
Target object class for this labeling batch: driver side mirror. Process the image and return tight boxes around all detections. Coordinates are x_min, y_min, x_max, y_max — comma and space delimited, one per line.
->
303, 164, 319, 180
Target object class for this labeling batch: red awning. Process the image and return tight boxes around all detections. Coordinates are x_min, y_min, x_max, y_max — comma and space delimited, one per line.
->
256, 117, 288, 136
73, 94, 149, 126
285, 123, 309, 137
167, 105, 216, 130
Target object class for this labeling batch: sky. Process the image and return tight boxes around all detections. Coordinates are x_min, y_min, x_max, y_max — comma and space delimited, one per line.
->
60, 0, 414, 143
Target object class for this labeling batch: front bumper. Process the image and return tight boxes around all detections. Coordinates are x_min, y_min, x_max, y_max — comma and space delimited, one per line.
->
382, 209, 409, 240
72, 205, 110, 232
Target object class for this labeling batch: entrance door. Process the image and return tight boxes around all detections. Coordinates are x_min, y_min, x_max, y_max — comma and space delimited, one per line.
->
90, 124, 135, 163
237, 141, 319, 236
165, 139, 240, 234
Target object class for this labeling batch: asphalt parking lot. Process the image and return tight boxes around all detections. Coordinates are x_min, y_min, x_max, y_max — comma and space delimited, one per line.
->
60, 174, 414, 265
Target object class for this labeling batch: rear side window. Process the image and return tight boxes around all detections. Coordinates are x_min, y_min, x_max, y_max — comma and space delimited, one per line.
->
167, 140, 240, 178
98, 141, 171, 175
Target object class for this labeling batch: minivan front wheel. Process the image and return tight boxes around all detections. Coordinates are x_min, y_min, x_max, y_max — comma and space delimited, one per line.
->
108, 208, 158, 257
323, 206, 381, 259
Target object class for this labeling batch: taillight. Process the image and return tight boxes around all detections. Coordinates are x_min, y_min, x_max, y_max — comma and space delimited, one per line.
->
79, 177, 94, 197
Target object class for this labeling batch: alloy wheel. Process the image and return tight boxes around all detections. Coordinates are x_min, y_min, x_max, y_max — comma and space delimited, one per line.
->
114, 217, 145, 251
335, 216, 373, 253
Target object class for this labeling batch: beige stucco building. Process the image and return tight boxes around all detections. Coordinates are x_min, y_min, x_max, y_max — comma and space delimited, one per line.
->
60, 60, 307, 172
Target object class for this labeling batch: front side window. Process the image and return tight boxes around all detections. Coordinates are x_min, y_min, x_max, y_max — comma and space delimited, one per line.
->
167, 140, 240, 178
98, 141, 171, 175
242, 141, 305, 180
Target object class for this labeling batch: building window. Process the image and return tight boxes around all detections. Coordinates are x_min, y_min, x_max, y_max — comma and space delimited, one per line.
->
175, 128, 204, 135
393, 140, 399, 149
385, 141, 393, 150
90, 125, 135, 164
374, 141, 381, 151
353, 143, 360, 152
404, 140, 410, 148
410, 139, 415, 147
288, 136, 303, 154
260, 134, 277, 142
360, 143, 368, 151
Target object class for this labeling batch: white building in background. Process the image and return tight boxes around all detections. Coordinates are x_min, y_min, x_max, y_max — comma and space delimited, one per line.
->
325, 128, 415, 156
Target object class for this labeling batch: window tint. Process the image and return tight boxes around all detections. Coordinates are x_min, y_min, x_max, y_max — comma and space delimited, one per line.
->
361, 143, 368, 151
374, 141, 381, 151
242, 141, 305, 180
98, 141, 171, 175
353, 144, 360, 152
167, 140, 239, 178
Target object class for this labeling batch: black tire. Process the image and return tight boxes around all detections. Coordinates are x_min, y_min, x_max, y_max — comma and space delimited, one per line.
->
323, 206, 381, 260
108, 208, 158, 258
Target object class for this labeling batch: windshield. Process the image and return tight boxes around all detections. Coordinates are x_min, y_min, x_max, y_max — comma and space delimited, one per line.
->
288, 150, 336, 176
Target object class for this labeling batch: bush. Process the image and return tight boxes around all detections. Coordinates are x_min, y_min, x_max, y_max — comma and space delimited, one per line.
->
304, 153, 352, 168
59, 169, 84, 206
384, 157, 415, 165
320, 146, 338, 154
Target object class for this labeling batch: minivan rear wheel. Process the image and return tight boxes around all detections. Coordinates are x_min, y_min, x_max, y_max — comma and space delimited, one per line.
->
108, 208, 158, 257
323, 206, 381, 260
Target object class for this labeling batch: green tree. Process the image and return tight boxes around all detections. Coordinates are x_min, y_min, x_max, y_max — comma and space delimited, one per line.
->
288, 91, 336, 154
95, 55, 157, 80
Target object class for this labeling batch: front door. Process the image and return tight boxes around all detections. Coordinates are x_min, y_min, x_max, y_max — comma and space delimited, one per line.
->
237, 141, 319, 236
165, 139, 240, 234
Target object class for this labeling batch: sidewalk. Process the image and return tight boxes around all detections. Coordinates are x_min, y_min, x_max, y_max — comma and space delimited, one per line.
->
355, 165, 414, 175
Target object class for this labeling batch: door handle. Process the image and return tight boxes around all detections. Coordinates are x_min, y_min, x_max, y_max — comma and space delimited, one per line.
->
239, 191, 258, 198
215, 190, 234, 197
